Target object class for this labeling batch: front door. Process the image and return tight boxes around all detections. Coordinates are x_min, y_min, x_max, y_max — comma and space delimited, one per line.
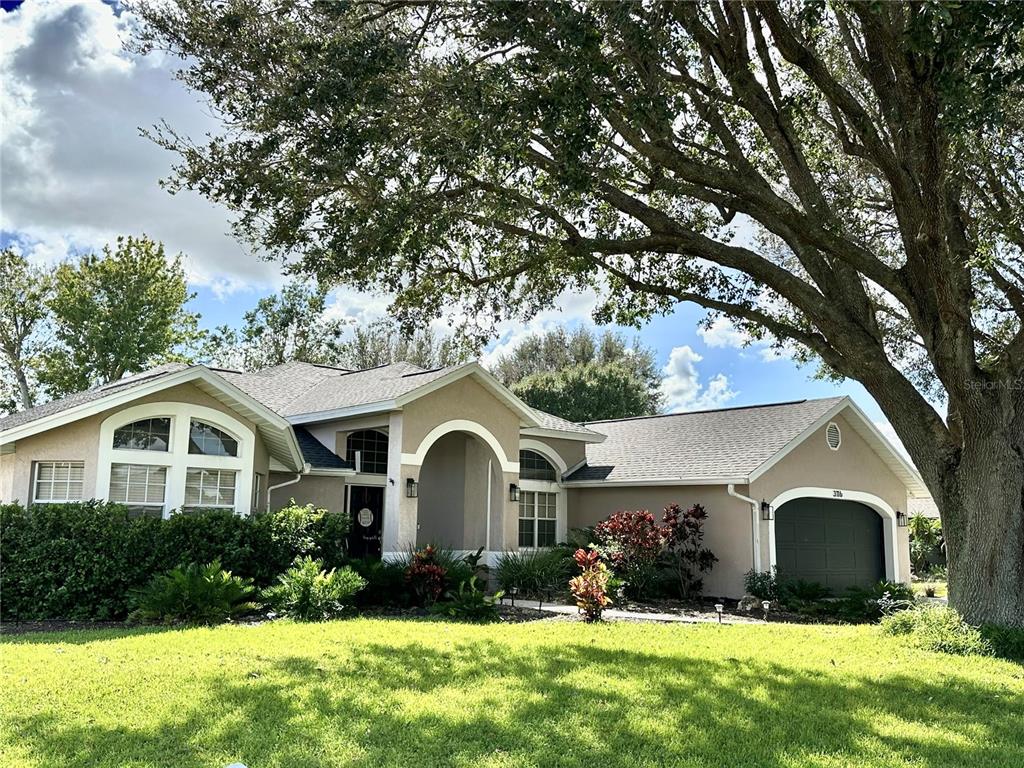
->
347, 485, 384, 560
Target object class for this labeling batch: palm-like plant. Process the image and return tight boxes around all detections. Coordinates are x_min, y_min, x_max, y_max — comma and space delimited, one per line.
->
129, 560, 259, 625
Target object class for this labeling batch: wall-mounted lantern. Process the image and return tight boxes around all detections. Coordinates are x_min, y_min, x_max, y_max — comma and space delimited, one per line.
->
760, 499, 774, 521
509, 483, 520, 502
406, 478, 418, 498
896, 510, 908, 527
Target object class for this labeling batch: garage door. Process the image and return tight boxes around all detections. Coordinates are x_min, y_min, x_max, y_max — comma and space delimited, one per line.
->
775, 498, 884, 591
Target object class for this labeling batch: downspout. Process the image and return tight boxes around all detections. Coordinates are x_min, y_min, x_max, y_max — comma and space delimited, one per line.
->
266, 462, 311, 513
727, 483, 762, 573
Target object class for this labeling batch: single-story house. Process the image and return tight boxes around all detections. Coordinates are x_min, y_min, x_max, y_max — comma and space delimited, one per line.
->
0, 360, 927, 597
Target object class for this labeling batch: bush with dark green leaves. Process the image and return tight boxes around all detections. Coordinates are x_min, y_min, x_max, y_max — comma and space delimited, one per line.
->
263, 556, 366, 621
430, 577, 504, 623
0, 500, 350, 621
129, 560, 259, 625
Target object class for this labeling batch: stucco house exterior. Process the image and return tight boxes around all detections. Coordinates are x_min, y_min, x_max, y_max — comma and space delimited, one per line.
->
0, 360, 928, 597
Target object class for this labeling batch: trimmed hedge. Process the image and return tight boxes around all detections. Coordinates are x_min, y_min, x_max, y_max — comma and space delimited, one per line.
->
0, 500, 349, 621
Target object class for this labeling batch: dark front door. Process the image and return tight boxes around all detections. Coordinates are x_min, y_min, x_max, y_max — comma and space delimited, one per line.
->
775, 498, 884, 590
347, 485, 384, 560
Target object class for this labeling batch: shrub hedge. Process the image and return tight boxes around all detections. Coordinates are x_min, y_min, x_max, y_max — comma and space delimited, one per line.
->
0, 500, 349, 621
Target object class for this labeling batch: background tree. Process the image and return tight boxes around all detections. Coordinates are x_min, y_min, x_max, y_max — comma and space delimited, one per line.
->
135, 2, 1024, 626
512, 361, 659, 422
0, 249, 51, 411
336, 318, 469, 370
492, 327, 661, 402
39, 235, 201, 396
202, 280, 348, 370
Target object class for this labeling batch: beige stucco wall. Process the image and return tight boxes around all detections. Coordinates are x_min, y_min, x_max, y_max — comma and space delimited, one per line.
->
750, 412, 911, 581
401, 376, 521, 466
1, 382, 271, 506
269, 472, 346, 514
568, 484, 754, 597
417, 432, 469, 547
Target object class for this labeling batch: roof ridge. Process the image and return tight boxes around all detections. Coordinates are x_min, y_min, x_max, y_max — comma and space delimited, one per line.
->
583, 396, 845, 425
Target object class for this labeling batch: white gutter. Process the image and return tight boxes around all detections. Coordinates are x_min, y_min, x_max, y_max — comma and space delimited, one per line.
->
727, 483, 762, 573
266, 462, 311, 512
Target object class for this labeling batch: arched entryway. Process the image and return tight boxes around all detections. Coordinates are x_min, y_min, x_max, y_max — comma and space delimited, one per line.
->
769, 487, 901, 586
416, 430, 504, 551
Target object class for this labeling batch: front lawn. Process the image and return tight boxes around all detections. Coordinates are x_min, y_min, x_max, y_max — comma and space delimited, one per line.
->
2, 619, 1021, 768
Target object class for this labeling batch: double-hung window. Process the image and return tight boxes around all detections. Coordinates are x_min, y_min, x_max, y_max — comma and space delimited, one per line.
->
33, 461, 85, 503
109, 463, 167, 518
519, 490, 557, 548
184, 468, 237, 510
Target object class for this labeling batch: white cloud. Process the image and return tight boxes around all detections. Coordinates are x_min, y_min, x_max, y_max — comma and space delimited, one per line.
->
659, 345, 737, 412
698, 317, 750, 348
479, 290, 600, 368
0, 0, 279, 290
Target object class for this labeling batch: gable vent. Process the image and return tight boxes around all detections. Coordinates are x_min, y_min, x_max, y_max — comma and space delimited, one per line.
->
826, 421, 842, 450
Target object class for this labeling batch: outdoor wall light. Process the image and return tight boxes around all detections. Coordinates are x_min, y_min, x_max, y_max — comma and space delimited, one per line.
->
509, 483, 520, 502
406, 478, 418, 498
896, 510, 908, 527
760, 500, 774, 520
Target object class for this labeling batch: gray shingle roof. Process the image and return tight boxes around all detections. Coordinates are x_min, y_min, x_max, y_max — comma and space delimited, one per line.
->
0, 363, 189, 432
531, 408, 602, 437
293, 425, 352, 469
566, 397, 846, 483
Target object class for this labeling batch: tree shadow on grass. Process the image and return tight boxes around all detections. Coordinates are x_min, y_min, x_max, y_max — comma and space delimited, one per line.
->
6, 636, 1023, 768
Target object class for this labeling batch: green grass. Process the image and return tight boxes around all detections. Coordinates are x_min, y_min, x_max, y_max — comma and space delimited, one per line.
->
2, 619, 1022, 768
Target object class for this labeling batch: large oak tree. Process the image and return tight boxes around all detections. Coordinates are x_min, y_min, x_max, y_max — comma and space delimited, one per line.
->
134, 0, 1024, 626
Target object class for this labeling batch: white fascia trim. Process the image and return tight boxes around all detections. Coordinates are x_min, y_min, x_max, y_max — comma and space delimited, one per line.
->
285, 400, 399, 425
520, 426, 606, 444
562, 476, 748, 488
747, 397, 929, 498
306, 467, 356, 477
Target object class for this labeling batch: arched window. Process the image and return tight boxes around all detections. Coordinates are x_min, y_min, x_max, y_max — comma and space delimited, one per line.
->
519, 449, 557, 481
188, 420, 239, 457
112, 417, 170, 452
347, 430, 388, 474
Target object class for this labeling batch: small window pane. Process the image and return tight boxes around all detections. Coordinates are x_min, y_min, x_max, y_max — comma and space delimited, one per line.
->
346, 430, 388, 474
519, 450, 557, 481
34, 461, 85, 503
518, 519, 536, 548
184, 468, 236, 509
537, 520, 557, 548
518, 491, 535, 518
113, 418, 170, 452
109, 463, 166, 514
188, 420, 239, 457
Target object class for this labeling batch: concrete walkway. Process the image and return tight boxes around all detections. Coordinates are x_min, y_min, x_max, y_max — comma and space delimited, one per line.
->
504, 598, 760, 624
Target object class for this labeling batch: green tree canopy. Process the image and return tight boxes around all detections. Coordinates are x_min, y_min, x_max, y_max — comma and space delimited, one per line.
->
336, 318, 470, 370
134, 0, 1024, 626
202, 280, 348, 371
491, 326, 662, 419
512, 361, 658, 423
39, 236, 201, 397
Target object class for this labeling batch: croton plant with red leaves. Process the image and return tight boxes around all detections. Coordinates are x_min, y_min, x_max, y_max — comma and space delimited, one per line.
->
569, 548, 612, 622
405, 545, 447, 606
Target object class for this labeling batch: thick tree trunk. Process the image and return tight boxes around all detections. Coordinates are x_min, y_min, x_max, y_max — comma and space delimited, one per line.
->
938, 421, 1024, 629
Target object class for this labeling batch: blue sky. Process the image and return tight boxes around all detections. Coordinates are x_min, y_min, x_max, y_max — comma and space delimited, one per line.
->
0, 0, 901, 450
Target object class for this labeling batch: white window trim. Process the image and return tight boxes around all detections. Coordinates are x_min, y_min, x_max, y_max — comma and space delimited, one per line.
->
97, 402, 255, 518
32, 460, 85, 504
108, 463, 168, 515
517, 439, 568, 546
517, 481, 565, 548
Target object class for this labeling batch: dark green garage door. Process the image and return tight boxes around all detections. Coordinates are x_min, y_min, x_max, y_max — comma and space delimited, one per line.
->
775, 498, 884, 590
